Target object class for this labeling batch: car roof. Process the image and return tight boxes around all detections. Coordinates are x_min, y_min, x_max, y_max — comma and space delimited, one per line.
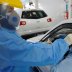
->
43, 19, 72, 35
27, 19, 72, 42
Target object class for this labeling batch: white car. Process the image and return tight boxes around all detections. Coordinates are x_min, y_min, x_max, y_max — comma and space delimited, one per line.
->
17, 9, 54, 36
27, 19, 72, 72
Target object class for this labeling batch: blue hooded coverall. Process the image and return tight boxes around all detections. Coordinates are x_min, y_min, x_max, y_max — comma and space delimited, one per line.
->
0, 18, 69, 72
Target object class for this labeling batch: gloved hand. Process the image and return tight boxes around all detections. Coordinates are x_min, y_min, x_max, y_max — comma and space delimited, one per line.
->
64, 34, 72, 46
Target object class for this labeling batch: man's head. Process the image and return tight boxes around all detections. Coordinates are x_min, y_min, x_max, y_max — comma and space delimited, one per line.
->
0, 4, 20, 30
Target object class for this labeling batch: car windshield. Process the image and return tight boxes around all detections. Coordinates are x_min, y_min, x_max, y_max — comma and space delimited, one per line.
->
21, 10, 47, 19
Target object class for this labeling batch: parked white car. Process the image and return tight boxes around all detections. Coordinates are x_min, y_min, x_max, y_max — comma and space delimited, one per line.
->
17, 9, 54, 36
27, 19, 72, 72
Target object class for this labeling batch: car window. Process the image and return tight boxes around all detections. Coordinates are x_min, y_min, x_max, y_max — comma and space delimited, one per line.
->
21, 10, 47, 19
37, 11, 47, 18
40, 23, 72, 42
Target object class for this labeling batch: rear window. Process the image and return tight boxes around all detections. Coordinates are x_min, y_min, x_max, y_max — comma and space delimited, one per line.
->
21, 10, 47, 19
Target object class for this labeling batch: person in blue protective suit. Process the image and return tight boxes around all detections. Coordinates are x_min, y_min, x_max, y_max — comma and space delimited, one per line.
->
0, 4, 70, 72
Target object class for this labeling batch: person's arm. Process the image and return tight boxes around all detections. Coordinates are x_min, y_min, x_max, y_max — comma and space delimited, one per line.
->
51, 34, 72, 72
0, 32, 69, 67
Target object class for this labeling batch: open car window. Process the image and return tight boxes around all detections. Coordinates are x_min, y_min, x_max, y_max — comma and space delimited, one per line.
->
40, 23, 72, 42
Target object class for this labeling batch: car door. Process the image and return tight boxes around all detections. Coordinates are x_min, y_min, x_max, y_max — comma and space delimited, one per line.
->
32, 23, 72, 72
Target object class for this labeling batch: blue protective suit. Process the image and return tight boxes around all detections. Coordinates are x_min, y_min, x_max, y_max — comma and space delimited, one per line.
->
0, 18, 69, 72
